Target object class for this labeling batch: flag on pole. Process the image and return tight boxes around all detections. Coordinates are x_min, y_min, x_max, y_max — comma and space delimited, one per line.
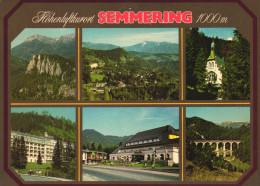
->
168, 134, 179, 139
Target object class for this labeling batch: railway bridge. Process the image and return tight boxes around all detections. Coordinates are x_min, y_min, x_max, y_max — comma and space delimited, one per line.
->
191, 140, 241, 157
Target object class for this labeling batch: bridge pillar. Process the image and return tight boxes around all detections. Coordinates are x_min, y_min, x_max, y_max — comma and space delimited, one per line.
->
223, 151, 226, 157
216, 142, 219, 151
230, 142, 233, 156
223, 142, 226, 151
216, 151, 219, 157
202, 142, 205, 148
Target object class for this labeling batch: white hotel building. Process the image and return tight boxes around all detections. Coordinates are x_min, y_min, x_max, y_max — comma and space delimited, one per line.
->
110, 125, 179, 166
11, 131, 60, 164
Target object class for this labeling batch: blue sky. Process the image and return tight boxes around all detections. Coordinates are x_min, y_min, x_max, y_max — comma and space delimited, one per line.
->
11, 107, 76, 123
11, 28, 75, 48
186, 107, 250, 123
82, 28, 179, 47
83, 107, 179, 136
199, 28, 236, 40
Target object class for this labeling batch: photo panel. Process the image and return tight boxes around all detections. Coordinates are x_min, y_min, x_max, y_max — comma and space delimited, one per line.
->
82, 107, 180, 181
81, 28, 180, 101
185, 28, 250, 100
10, 107, 77, 182
11, 28, 76, 101
185, 107, 250, 181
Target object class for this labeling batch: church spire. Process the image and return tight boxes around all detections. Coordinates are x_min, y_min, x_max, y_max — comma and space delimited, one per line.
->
207, 40, 216, 61
211, 40, 215, 51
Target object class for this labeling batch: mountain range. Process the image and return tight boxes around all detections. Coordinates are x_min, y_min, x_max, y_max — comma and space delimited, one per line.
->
186, 117, 250, 141
12, 34, 75, 60
82, 41, 179, 54
216, 121, 249, 128
82, 129, 132, 148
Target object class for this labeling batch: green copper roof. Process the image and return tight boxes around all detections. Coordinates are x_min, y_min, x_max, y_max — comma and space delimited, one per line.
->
207, 50, 215, 60
215, 55, 224, 68
207, 50, 225, 68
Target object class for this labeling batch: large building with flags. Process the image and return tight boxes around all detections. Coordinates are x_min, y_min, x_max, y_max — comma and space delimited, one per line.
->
109, 125, 179, 166
206, 41, 224, 87
82, 149, 108, 164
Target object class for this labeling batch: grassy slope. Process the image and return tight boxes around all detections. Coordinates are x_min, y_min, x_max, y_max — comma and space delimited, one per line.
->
186, 160, 243, 181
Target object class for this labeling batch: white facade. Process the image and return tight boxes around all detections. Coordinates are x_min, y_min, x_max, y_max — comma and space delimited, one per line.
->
110, 145, 179, 165
205, 41, 223, 86
11, 131, 67, 164
206, 59, 222, 85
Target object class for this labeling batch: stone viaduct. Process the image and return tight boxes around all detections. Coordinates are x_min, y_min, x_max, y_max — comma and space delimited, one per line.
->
191, 140, 241, 157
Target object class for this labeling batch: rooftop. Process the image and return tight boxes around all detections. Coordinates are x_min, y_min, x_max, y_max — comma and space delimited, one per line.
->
112, 125, 179, 154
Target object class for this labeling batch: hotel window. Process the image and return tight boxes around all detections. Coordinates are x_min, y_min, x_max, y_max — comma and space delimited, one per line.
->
148, 139, 152, 143
144, 140, 147, 143
139, 141, 143, 144
156, 138, 160, 142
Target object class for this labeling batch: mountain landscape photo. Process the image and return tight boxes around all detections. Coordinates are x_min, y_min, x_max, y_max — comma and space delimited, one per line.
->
186, 107, 250, 181
82, 28, 179, 101
11, 29, 76, 100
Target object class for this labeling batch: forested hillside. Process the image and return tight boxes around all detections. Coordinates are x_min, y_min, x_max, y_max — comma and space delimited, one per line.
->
186, 116, 250, 164
82, 47, 179, 100
11, 54, 76, 100
11, 112, 76, 143
82, 129, 131, 148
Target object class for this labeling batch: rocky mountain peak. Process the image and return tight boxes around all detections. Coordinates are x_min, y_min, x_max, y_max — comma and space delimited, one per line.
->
56, 34, 75, 43
26, 54, 62, 76
24, 34, 55, 44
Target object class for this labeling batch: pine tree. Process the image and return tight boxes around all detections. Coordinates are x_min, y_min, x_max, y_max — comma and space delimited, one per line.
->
194, 48, 207, 90
37, 151, 42, 165
86, 143, 90, 150
52, 139, 63, 169
11, 137, 19, 168
91, 142, 96, 150
221, 30, 250, 100
186, 28, 202, 87
65, 141, 74, 161
97, 144, 103, 151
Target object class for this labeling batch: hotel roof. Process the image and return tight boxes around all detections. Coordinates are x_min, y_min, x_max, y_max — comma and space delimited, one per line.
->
112, 125, 179, 154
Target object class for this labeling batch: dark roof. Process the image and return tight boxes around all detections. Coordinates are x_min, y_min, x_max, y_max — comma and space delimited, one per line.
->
111, 125, 179, 154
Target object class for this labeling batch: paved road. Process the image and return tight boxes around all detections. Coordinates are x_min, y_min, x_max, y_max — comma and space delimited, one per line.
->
20, 174, 71, 181
83, 165, 179, 181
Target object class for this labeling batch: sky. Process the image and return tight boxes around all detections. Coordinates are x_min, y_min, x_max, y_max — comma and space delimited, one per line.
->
82, 107, 179, 136
186, 107, 250, 124
11, 107, 76, 123
199, 27, 236, 40
11, 28, 75, 48
82, 28, 179, 47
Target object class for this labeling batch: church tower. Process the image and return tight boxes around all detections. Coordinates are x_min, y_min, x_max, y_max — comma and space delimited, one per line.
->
205, 40, 223, 87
